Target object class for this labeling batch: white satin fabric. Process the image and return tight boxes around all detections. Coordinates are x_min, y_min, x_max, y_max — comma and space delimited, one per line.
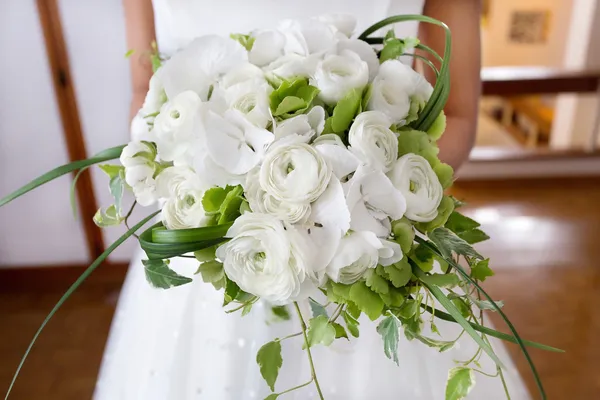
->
95, 1, 533, 398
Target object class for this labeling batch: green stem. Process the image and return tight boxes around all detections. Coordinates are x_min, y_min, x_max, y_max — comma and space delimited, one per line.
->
4, 210, 159, 400
278, 332, 303, 342
498, 366, 512, 400
276, 379, 314, 397
294, 302, 325, 400
328, 304, 344, 323
225, 297, 258, 314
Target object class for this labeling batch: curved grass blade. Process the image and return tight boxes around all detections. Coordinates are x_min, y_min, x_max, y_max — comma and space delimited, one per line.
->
3, 210, 159, 400
419, 303, 564, 353
412, 263, 505, 369
139, 222, 228, 259
151, 222, 233, 244
0, 145, 125, 208
69, 166, 89, 219
416, 236, 548, 400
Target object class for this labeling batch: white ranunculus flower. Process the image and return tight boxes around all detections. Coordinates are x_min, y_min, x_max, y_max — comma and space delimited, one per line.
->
130, 111, 151, 142
313, 50, 368, 105
196, 108, 273, 185
218, 64, 272, 128
152, 90, 202, 164
314, 136, 360, 181
140, 69, 168, 117
315, 14, 357, 38
326, 231, 383, 284
274, 106, 325, 142
367, 60, 433, 125
264, 53, 317, 80
388, 154, 443, 222
216, 213, 314, 304
156, 166, 210, 229
249, 30, 286, 67
245, 167, 311, 224
259, 135, 332, 204
348, 111, 398, 172
278, 18, 337, 57
120, 141, 158, 206
337, 38, 379, 81
345, 166, 407, 237
378, 239, 404, 266
160, 35, 247, 101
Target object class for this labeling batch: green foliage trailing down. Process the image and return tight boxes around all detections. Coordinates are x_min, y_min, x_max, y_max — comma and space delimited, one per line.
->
445, 367, 476, 400
256, 341, 283, 392
143, 259, 193, 289
3, 210, 159, 400
377, 313, 401, 365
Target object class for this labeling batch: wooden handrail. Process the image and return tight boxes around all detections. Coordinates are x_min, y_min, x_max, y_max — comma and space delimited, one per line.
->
481, 67, 600, 96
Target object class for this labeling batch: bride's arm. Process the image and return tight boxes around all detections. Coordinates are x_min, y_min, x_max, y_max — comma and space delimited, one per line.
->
123, 0, 156, 119
420, 0, 482, 169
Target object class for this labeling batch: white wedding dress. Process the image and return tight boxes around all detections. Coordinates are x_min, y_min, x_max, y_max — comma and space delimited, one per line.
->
95, 1, 532, 399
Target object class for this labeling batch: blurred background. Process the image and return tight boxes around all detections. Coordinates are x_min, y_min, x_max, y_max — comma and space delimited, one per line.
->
0, 0, 599, 398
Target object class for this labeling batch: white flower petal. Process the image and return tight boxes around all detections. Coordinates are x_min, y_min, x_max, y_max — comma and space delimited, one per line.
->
315, 143, 360, 180
337, 38, 380, 81
310, 176, 350, 233
326, 231, 381, 284
378, 239, 404, 266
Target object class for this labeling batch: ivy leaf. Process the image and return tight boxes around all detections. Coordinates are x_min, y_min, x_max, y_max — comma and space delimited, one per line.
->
470, 259, 494, 282
202, 187, 229, 213
242, 302, 254, 316
419, 273, 460, 288
349, 281, 384, 320
459, 229, 490, 245
143, 259, 193, 289
270, 305, 291, 321
397, 298, 419, 319
195, 260, 224, 283
409, 245, 434, 273
384, 259, 413, 288
376, 314, 401, 365
365, 269, 389, 294
309, 298, 328, 318
307, 315, 336, 347
224, 277, 240, 306
194, 246, 217, 262
332, 322, 349, 339
428, 227, 483, 260
93, 205, 124, 227
256, 341, 283, 392
342, 311, 360, 338
445, 211, 490, 244
109, 172, 126, 214
445, 367, 475, 400
331, 89, 362, 133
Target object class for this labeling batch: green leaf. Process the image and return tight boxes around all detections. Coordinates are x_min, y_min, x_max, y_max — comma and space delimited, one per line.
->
332, 322, 349, 339
365, 269, 389, 294
271, 305, 291, 321
195, 260, 224, 283
343, 311, 360, 338
98, 164, 124, 179
459, 229, 490, 245
124, 49, 135, 58
427, 111, 446, 141
434, 163, 454, 189
416, 195, 455, 233
230, 33, 255, 50
409, 245, 434, 273
397, 298, 419, 319
346, 302, 361, 320
274, 96, 305, 116
451, 297, 472, 319
397, 129, 439, 166
450, 196, 466, 209
379, 286, 405, 307
428, 227, 483, 260
419, 273, 460, 288
349, 281, 384, 320
3, 210, 159, 399
70, 166, 89, 218
1, 145, 125, 208
242, 302, 254, 316
194, 245, 217, 262
384, 259, 413, 287
143, 259, 193, 289
307, 315, 336, 347
380, 38, 405, 63
445, 367, 475, 400
445, 211, 480, 234
202, 187, 229, 213
309, 298, 329, 318
470, 259, 494, 282
224, 278, 240, 305
331, 89, 362, 133
391, 218, 415, 254
326, 281, 352, 303
218, 185, 243, 224
93, 205, 124, 227
413, 264, 504, 369
256, 341, 283, 392
109, 173, 126, 214
415, 335, 455, 352
269, 78, 319, 119
376, 314, 401, 365
471, 297, 504, 311
264, 395, 279, 400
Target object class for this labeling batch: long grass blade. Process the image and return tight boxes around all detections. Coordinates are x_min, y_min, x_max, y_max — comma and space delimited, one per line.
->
3, 210, 158, 400
0, 145, 125, 208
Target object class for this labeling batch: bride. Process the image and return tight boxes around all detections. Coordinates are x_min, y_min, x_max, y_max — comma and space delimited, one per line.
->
95, 0, 531, 399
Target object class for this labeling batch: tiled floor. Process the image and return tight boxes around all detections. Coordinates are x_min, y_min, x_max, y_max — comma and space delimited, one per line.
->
1, 178, 599, 399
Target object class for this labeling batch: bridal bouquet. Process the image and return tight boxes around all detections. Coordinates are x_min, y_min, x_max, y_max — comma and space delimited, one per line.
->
2, 14, 559, 400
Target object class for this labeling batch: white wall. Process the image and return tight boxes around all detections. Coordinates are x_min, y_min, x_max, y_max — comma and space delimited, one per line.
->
0, 0, 88, 266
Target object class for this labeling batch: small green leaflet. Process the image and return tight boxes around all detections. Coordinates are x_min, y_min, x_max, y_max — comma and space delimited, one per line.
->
384, 259, 413, 288
307, 315, 336, 347
349, 281, 384, 320
264, 394, 279, 400
271, 305, 291, 321
223, 278, 240, 305
202, 187, 230, 213
142, 259, 193, 289
195, 260, 224, 283
218, 186, 244, 224
93, 205, 124, 227
445, 211, 490, 244
98, 164, 124, 179
470, 259, 494, 282
376, 313, 401, 365
124, 49, 135, 58
419, 273, 460, 288
428, 227, 483, 260
256, 341, 283, 392
332, 322, 349, 339
330, 88, 362, 133
380, 38, 405, 63
342, 310, 360, 338
391, 218, 415, 254
309, 298, 328, 318
230, 33, 255, 51
365, 269, 389, 294
445, 367, 475, 400
397, 298, 419, 319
